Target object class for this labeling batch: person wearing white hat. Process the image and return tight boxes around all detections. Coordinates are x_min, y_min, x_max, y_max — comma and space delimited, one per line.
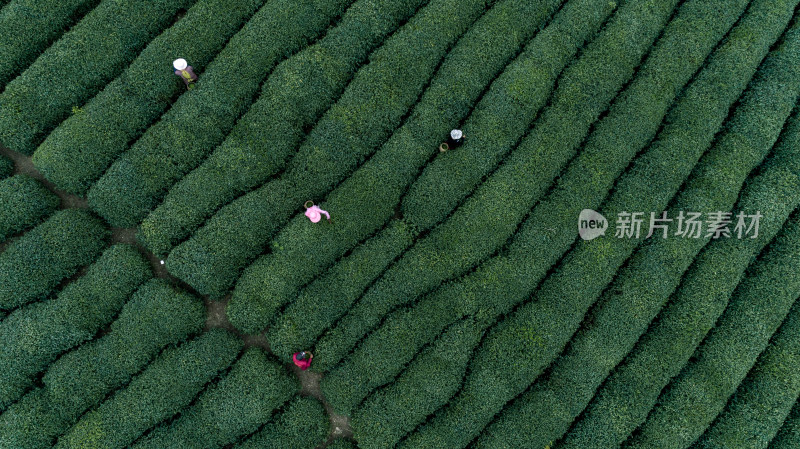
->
440, 128, 465, 152
173, 58, 197, 89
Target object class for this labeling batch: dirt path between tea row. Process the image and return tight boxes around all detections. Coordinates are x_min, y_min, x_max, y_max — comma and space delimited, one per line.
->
1, 145, 353, 447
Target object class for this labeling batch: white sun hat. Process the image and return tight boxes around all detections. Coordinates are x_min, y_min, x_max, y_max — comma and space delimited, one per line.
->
450, 129, 463, 140
173, 58, 188, 71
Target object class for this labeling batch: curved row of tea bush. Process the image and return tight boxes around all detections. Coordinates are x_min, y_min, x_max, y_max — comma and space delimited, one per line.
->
313, 0, 683, 376
624, 215, 800, 447
234, 396, 329, 449
317, 0, 755, 408
141, 0, 562, 258
0, 0, 196, 155
771, 401, 800, 449
136, 0, 428, 250
397, 4, 798, 448
229, 2, 612, 331
55, 329, 242, 449
0, 279, 206, 449
168, 0, 496, 298
32, 0, 265, 195
258, 0, 622, 355
0, 174, 60, 242
89, 0, 401, 229
0, 154, 12, 178
268, 220, 415, 361
228, 0, 604, 334
131, 347, 297, 449
0, 0, 99, 89
480, 8, 800, 448
350, 318, 483, 448
0, 209, 108, 311
693, 299, 800, 449
0, 245, 150, 415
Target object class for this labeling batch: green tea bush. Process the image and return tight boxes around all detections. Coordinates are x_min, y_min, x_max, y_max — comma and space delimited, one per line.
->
55, 329, 242, 449
0, 0, 100, 89
349, 319, 484, 447
0, 209, 108, 311
318, 0, 756, 399
399, 6, 799, 449
234, 397, 329, 449
0, 279, 206, 449
135, 0, 427, 245
131, 347, 298, 449
692, 299, 800, 449
771, 401, 800, 449
563, 101, 800, 449
89, 0, 390, 229
312, 0, 682, 374
623, 214, 800, 449
479, 7, 800, 448
268, 220, 415, 361
0, 244, 150, 412
0, 154, 12, 178
168, 0, 495, 298
227, 0, 573, 333
0, 174, 60, 242
32, 0, 265, 195
0, 0, 196, 155
328, 441, 358, 449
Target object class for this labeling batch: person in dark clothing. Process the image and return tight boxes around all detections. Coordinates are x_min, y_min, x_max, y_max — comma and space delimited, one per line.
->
440, 128, 465, 152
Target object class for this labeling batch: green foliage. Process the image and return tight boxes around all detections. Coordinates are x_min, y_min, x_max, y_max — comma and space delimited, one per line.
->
0, 208, 108, 311
137, 0, 425, 250
400, 0, 620, 232
622, 214, 800, 449
227, 0, 568, 333
131, 347, 298, 449
692, 299, 800, 449
0, 174, 60, 242
771, 400, 800, 449
167, 0, 495, 298
348, 319, 483, 447
479, 6, 800, 448
234, 397, 329, 449
0, 0, 100, 89
312, 0, 680, 376
0, 279, 206, 449
0, 244, 150, 413
0, 154, 12, 178
267, 220, 415, 361
318, 0, 757, 407
87, 0, 363, 227
398, 4, 800, 448
0, 0, 196, 154
32, 0, 265, 195
55, 329, 242, 449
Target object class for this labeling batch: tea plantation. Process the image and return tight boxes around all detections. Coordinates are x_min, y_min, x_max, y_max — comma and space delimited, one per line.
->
1, 0, 799, 447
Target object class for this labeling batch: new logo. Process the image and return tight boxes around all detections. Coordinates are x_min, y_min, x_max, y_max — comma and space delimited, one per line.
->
578, 209, 608, 241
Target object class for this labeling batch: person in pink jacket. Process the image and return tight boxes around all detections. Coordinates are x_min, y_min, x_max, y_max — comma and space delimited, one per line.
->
293, 351, 313, 370
173, 58, 197, 89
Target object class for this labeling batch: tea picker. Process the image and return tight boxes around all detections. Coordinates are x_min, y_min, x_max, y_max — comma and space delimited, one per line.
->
304, 201, 331, 223
173, 58, 197, 90
439, 129, 464, 152
293, 351, 313, 370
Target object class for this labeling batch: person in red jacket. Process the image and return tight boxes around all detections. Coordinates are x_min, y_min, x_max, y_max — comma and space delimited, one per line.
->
173, 58, 197, 89
293, 351, 313, 370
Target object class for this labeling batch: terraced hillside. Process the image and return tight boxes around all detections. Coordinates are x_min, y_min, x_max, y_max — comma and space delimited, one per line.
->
1, 0, 799, 447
